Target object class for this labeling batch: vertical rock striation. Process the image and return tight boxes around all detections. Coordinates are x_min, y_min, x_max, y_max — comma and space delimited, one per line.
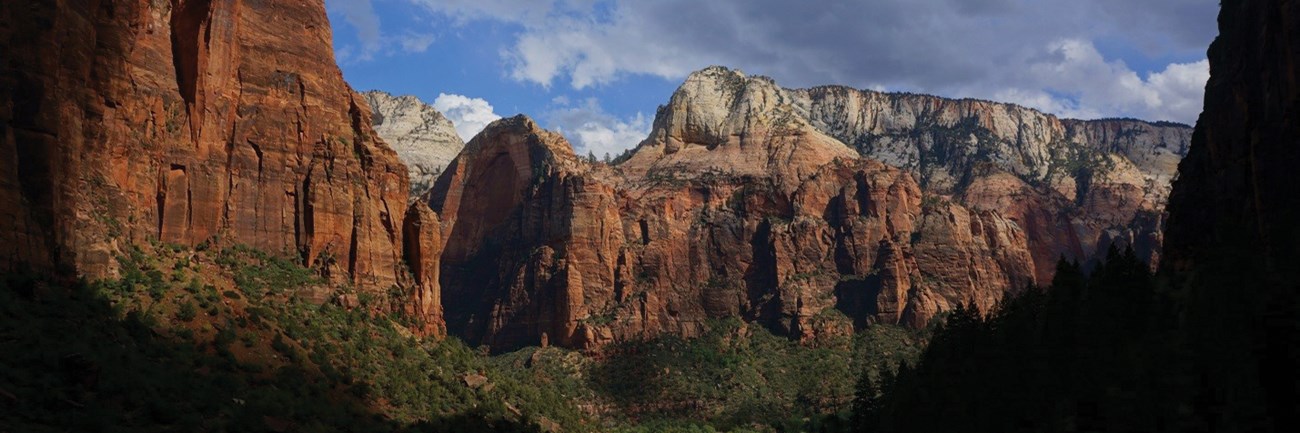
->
0, 0, 443, 335
427, 110, 1033, 352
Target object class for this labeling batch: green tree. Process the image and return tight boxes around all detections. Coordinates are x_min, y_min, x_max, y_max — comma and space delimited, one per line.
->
850, 366, 880, 432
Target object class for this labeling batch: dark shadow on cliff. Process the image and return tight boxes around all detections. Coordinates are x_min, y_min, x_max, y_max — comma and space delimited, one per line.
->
833, 275, 883, 330
0, 273, 540, 433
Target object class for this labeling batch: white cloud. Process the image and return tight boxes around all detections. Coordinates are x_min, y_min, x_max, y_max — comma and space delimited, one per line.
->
546, 98, 650, 158
396, 0, 1216, 123
985, 39, 1209, 123
1145, 60, 1211, 123
333, 0, 381, 46
397, 32, 437, 53
433, 93, 503, 142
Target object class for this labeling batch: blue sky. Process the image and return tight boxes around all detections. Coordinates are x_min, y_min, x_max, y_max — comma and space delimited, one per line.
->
325, 0, 1218, 157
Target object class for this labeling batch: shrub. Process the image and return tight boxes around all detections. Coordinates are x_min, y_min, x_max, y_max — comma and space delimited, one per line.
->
176, 301, 198, 322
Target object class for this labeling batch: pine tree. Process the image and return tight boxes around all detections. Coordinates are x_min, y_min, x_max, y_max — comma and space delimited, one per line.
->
850, 367, 880, 432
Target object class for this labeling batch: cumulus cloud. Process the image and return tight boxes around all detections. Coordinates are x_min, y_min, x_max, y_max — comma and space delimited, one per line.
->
396, 32, 437, 53
1144, 60, 1212, 123
433, 93, 503, 142
980, 39, 1209, 123
546, 98, 650, 157
400, 0, 1216, 123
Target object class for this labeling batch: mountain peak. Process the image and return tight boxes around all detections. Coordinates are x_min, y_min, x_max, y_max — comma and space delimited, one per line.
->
362, 90, 464, 194
472, 115, 573, 154
618, 67, 857, 192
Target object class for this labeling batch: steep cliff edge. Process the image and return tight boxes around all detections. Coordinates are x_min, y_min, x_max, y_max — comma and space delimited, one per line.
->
1162, 0, 1299, 426
362, 91, 465, 195
1164, 0, 1299, 284
0, 0, 442, 332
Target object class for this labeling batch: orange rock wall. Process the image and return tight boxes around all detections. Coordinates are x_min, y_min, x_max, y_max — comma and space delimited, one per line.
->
0, 0, 443, 334
429, 116, 1036, 352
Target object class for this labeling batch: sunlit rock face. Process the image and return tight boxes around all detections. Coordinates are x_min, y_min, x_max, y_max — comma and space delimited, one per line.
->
423, 65, 1187, 352
0, 0, 444, 336
363, 91, 464, 195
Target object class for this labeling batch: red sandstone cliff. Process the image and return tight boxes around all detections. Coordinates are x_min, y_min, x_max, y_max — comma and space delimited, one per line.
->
428, 115, 1034, 352
0, 0, 443, 333
0, 0, 1194, 353
423, 67, 1188, 352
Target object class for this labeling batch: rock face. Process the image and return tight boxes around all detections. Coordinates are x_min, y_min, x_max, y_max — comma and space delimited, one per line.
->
362, 91, 465, 194
1163, 0, 1299, 284
425, 67, 1190, 352
786, 77, 1191, 279
429, 117, 1032, 352
0, 0, 443, 334
1161, 0, 1298, 426
620, 69, 859, 194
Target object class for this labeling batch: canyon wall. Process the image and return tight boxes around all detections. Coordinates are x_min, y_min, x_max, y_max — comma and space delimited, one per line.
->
427, 74, 1044, 351
0, 0, 443, 333
0, 0, 1194, 353
1162, 0, 1299, 426
424, 67, 1191, 352
789, 75, 1191, 279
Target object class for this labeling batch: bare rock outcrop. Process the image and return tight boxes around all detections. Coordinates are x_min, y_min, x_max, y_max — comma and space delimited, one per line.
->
788, 82, 1191, 274
363, 91, 465, 194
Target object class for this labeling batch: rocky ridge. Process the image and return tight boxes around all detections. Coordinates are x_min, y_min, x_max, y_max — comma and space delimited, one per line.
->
0, 0, 1194, 354
788, 78, 1191, 279
427, 115, 1032, 352
419, 67, 1192, 352
362, 91, 464, 194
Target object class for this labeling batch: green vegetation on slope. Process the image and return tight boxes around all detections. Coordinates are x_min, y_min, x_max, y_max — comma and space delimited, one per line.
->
0, 243, 581, 433
0, 241, 929, 433
493, 320, 925, 433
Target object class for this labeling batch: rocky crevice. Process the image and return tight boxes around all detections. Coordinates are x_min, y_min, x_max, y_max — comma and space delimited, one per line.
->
169, 0, 215, 145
